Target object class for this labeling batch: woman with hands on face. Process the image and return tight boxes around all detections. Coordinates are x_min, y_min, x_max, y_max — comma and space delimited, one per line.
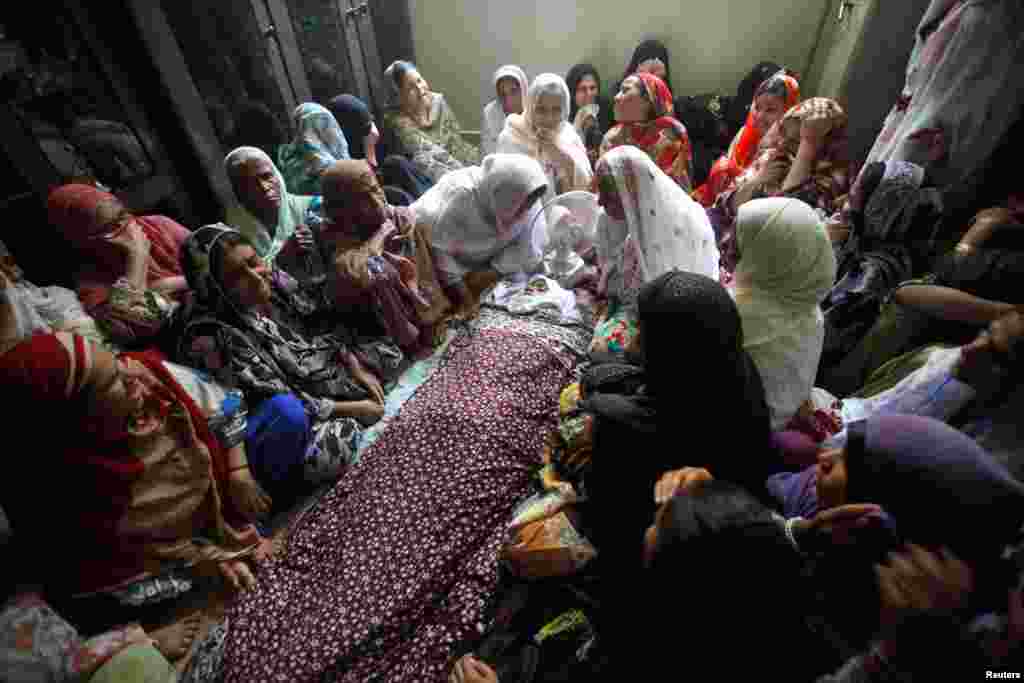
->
46, 184, 192, 345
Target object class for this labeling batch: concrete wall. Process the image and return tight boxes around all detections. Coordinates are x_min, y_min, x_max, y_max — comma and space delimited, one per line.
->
409, 0, 832, 130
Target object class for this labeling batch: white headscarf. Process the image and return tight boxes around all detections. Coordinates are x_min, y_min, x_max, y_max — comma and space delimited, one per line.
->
497, 73, 593, 201
482, 65, 529, 155
733, 198, 837, 429
412, 153, 549, 284
594, 145, 718, 308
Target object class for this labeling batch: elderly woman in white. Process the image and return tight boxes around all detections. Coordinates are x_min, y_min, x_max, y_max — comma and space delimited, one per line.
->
497, 73, 593, 205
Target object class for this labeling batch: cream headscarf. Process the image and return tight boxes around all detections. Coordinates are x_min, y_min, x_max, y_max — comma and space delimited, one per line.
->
482, 65, 529, 155
733, 198, 837, 429
594, 145, 719, 309
497, 73, 593, 201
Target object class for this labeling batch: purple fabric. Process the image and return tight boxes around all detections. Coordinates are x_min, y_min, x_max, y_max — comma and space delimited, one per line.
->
770, 430, 819, 468
766, 466, 820, 519
847, 415, 1024, 570
219, 326, 578, 681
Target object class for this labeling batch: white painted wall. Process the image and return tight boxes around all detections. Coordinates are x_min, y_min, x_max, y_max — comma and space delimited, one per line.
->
409, 0, 832, 130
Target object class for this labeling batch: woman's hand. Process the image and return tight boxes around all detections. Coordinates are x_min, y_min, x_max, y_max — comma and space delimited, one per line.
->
876, 545, 973, 631
335, 399, 385, 425
449, 655, 498, 683
346, 354, 386, 405
217, 558, 258, 592
228, 467, 273, 521
959, 207, 1020, 249
293, 224, 316, 253
798, 107, 834, 152
654, 467, 713, 505
107, 221, 151, 257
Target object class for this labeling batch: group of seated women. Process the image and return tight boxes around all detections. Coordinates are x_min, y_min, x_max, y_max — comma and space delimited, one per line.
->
4, 3, 1024, 679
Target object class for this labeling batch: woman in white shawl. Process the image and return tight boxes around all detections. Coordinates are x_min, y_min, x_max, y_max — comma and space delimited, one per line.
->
733, 198, 837, 429
859, 0, 1024, 215
481, 65, 528, 156
590, 145, 719, 356
497, 73, 593, 204
411, 153, 549, 313
224, 146, 327, 290
0, 239, 105, 353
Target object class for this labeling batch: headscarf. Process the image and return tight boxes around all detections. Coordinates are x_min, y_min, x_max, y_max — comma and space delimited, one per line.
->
223, 146, 319, 265
179, 223, 242, 315
566, 62, 602, 122
414, 153, 549, 284
180, 223, 378, 400
846, 415, 1024, 596
593, 146, 718, 310
862, 158, 937, 243
729, 97, 850, 214
565, 63, 613, 164
492, 65, 529, 114
619, 39, 673, 95
46, 184, 189, 308
483, 65, 530, 156
732, 69, 801, 169
276, 103, 350, 195
734, 198, 837, 429
584, 271, 772, 497
327, 94, 374, 159
637, 272, 772, 476
581, 274, 773, 635
499, 73, 593, 200
644, 481, 809, 676
727, 61, 783, 136
601, 72, 693, 190
383, 60, 416, 108
1, 331, 256, 593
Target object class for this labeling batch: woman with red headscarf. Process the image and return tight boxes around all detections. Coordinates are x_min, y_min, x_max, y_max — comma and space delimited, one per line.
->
695, 70, 801, 208
0, 332, 274, 600
599, 72, 693, 191
46, 184, 191, 346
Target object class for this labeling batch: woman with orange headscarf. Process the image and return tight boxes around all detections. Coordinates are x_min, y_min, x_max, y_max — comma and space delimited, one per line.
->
46, 184, 191, 346
599, 72, 693, 191
695, 70, 801, 207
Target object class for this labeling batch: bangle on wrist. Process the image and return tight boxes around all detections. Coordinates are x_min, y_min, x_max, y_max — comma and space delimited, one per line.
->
784, 516, 804, 553
229, 464, 249, 473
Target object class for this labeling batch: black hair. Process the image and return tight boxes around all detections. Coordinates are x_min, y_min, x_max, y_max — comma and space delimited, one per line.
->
640, 480, 838, 677
621, 39, 672, 95
229, 101, 289, 159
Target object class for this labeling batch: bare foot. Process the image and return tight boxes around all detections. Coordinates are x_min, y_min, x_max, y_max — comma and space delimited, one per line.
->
150, 613, 202, 661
